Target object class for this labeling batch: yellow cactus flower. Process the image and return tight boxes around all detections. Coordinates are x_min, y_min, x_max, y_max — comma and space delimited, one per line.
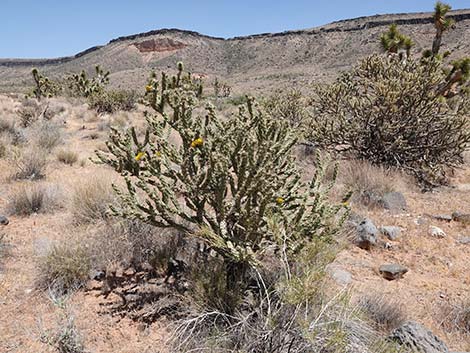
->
135, 151, 145, 161
145, 85, 153, 92
276, 197, 285, 205
191, 137, 204, 148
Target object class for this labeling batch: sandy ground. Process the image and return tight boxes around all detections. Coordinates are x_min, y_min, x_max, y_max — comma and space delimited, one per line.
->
0, 95, 469, 352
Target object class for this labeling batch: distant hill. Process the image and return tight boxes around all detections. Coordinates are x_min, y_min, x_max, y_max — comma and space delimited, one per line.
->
2, 9, 470, 94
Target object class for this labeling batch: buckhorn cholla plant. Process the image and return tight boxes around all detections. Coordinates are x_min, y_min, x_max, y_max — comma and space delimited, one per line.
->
309, 2, 470, 188
97, 62, 348, 301
31, 68, 61, 100
67, 65, 110, 98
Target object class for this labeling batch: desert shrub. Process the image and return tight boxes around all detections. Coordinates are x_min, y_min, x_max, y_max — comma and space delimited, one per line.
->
66, 65, 110, 98
213, 77, 231, 97
7, 183, 61, 216
0, 116, 16, 135
12, 148, 47, 180
70, 175, 116, 224
309, 54, 470, 188
88, 90, 138, 114
31, 120, 63, 150
57, 150, 78, 165
37, 242, 91, 293
264, 88, 311, 129
98, 63, 349, 304
358, 294, 407, 332
17, 98, 41, 127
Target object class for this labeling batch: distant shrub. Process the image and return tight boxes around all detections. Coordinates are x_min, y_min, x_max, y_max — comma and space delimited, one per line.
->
7, 183, 61, 216
88, 90, 138, 114
264, 88, 311, 129
57, 150, 78, 165
66, 65, 110, 98
30, 68, 61, 100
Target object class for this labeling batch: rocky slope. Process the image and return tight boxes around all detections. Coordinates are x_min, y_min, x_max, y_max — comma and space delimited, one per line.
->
1, 9, 470, 94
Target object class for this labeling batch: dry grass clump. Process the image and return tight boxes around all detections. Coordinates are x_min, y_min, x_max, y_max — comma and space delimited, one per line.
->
438, 297, 470, 335
31, 120, 63, 150
338, 159, 406, 208
358, 294, 407, 332
12, 148, 47, 180
41, 313, 86, 353
70, 175, 116, 224
7, 183, 61, 216
17, 98, 41, 127
89, 219, 180, 271
56, 150, 78, 165
37, 242, 91, 293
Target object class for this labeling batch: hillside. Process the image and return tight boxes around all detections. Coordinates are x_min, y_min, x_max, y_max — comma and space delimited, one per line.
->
1, 9, 470, 94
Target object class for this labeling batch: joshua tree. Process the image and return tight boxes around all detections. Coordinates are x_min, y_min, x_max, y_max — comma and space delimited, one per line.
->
432, 1, 455, 56
380, 24, 414, 58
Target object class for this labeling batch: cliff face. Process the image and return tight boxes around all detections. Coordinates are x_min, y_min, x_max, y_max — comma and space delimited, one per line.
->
1, 9, 470, 93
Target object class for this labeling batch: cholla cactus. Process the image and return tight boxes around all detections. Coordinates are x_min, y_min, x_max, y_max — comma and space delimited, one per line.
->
31, 68, 61, 100
67, 65, 110, 97
97, 63, 347, 293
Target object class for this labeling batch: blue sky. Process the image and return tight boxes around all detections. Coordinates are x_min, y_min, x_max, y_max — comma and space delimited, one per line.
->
2, 0, 470, 58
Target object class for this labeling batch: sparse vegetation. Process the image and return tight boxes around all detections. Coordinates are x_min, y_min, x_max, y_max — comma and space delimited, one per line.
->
41, 313, 86, 353
438, 297, 470, 335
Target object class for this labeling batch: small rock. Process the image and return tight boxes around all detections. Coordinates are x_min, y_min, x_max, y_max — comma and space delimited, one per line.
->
389, 321, 449, 353
380, 226, 402, 241
356, 218, 378, 250
0, 215, 9, 226
379, 192, 407, 213
415, 216, 429, 226
457, 236, 470, 245
89, 270, 106, 281
326, 265, 352, 286
379, 263, 408, 280
429, 226, 446, 238
432, 214, 452, 222
452, 212, 470, 225
124, 267, 136, 277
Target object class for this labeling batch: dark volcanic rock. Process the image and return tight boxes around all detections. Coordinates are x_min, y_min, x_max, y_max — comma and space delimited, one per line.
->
389, 321, 449, 353
0, 215, 9, 226
379, 263, 408, 280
